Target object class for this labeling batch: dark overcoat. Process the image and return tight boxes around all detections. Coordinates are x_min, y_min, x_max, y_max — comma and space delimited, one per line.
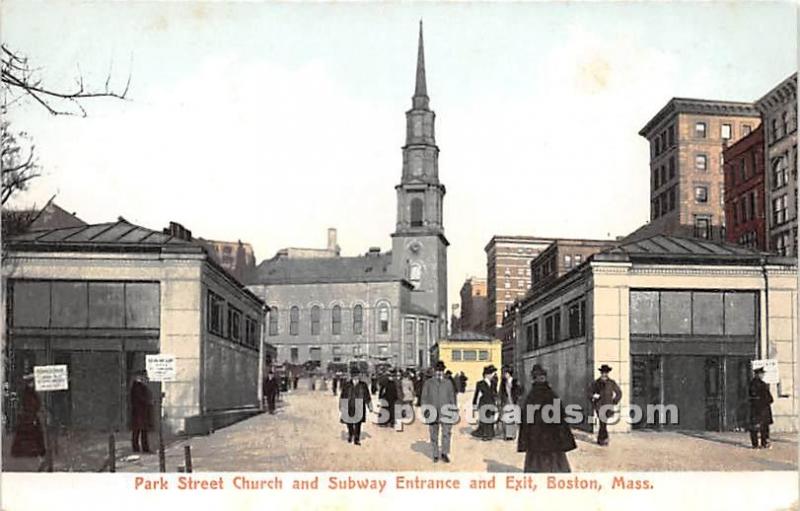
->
11, 386, 45, 457
517, 382, 577, 454
340, 380, 372, 424
130, 380, 153, 430
588, 378, 622, 411
749, 377, 774, 427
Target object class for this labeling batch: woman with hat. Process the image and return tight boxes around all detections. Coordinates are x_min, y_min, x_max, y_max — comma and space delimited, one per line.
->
11, 373, 46, 459
517, 364, 576, 472
471, 364, 499, 441
339, 366, 372, 445
587, 364, 622, 446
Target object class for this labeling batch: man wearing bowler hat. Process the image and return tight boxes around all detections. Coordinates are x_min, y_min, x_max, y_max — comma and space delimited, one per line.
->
748, 366, 773, 449
588, 364, 622, 446
421, 360, 458, 462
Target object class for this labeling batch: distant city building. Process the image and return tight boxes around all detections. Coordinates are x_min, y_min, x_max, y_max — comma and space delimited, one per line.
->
245, 24, 448, 370
197, 238, 257, 283
458, 277, 487, 334
632, 98, 761, 242
484, 235, 553, 337
723, 124, 766, 250
756, 73, 798, 256
529, 238, 617, 297
273, 228, 341, 259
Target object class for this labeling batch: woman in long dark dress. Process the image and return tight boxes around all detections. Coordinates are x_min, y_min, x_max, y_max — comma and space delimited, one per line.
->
11, 375, 46, 458
517, 364, 576, 472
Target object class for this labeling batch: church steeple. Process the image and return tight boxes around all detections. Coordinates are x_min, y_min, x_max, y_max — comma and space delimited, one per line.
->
394, 21, 445, 236
413, 20, 429, 109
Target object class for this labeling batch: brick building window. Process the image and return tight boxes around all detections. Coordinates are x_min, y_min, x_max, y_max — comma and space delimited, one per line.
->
668, 124, 675, 146
774, 231, 790, 256
544, 309, 560, 345
695, 122, 707, 138
290, 347, 299, 362
669, 157, 675, 179
694, 216, 711, 239
772, 156, 788, 189
694, 186, 708, 203
773, 195, 788, 226
525, 324, 533, 351
721, 124, 732, 140
289, 306, 299, 336
749, 192, 757, 221
695, 154, 707, 171
353, 304, 363, 334
742, 124, 752, 136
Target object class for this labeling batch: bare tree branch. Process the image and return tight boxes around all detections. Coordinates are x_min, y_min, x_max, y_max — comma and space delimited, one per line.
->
1, 44, 132, 117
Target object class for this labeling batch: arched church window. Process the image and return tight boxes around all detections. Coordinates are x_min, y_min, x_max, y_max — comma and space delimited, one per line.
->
332, 305, 342, 335
353, 305, 364, 335
311, 305, 321, 335
289, 306, 299, 336
268, 306, 279, 336
378, 305, 390, 334
409, 263, 422, 288
410, 198, 424, 227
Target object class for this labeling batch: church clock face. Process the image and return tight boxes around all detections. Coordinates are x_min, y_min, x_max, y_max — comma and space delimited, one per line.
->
409, 240, 422, 253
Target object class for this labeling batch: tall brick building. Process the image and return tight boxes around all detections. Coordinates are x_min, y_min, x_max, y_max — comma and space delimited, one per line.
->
484, 235, 553, 337
634, 98, 761, 242
458, 277, 487, 334
756, 73, 798, 256
723, 124, 766, 250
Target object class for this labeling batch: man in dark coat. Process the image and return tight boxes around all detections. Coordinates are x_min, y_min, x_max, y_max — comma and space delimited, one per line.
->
748, 366, 774, 449
11, 374, 45, 458
130, 371, 153, 453
263, 371, 280, 414
472, 365, 499, 440
518, 364, 576, 472
588, 364, 622, 446
332, 372, 340, 396
378, 369, 399, 427
422, 361, 458, 463
339, 367, 372, 445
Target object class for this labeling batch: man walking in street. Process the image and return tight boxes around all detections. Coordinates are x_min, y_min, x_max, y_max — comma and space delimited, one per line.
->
130, 371, 153, 453
263, 371, 280, 414
339, 367, 372, 445
421, 361, 458, 463
378, 369, 399, 428
748, 366, 774, 449
588, 364, 622, 446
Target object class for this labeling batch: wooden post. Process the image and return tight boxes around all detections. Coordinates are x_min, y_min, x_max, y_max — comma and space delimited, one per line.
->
158, 391, 165, 473
108, 433, 116, 473
184, 445, 192, 473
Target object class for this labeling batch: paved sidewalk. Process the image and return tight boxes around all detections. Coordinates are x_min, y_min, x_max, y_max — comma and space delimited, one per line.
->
115, 389, 797, 473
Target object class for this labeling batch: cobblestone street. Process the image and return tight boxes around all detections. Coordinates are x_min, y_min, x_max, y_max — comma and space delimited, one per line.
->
118, 387, 797, 473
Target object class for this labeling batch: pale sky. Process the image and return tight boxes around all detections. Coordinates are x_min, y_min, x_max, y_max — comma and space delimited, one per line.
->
2, 2, 797, 307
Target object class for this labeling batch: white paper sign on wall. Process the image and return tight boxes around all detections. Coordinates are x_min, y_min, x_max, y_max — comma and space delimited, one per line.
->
751, 359, 779, 385
146, 354, 176, 382
33, 365, 69, 391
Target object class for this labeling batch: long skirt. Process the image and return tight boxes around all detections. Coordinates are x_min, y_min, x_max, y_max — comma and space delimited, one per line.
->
11, 418, 45, 458
523, 451, 571, 473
